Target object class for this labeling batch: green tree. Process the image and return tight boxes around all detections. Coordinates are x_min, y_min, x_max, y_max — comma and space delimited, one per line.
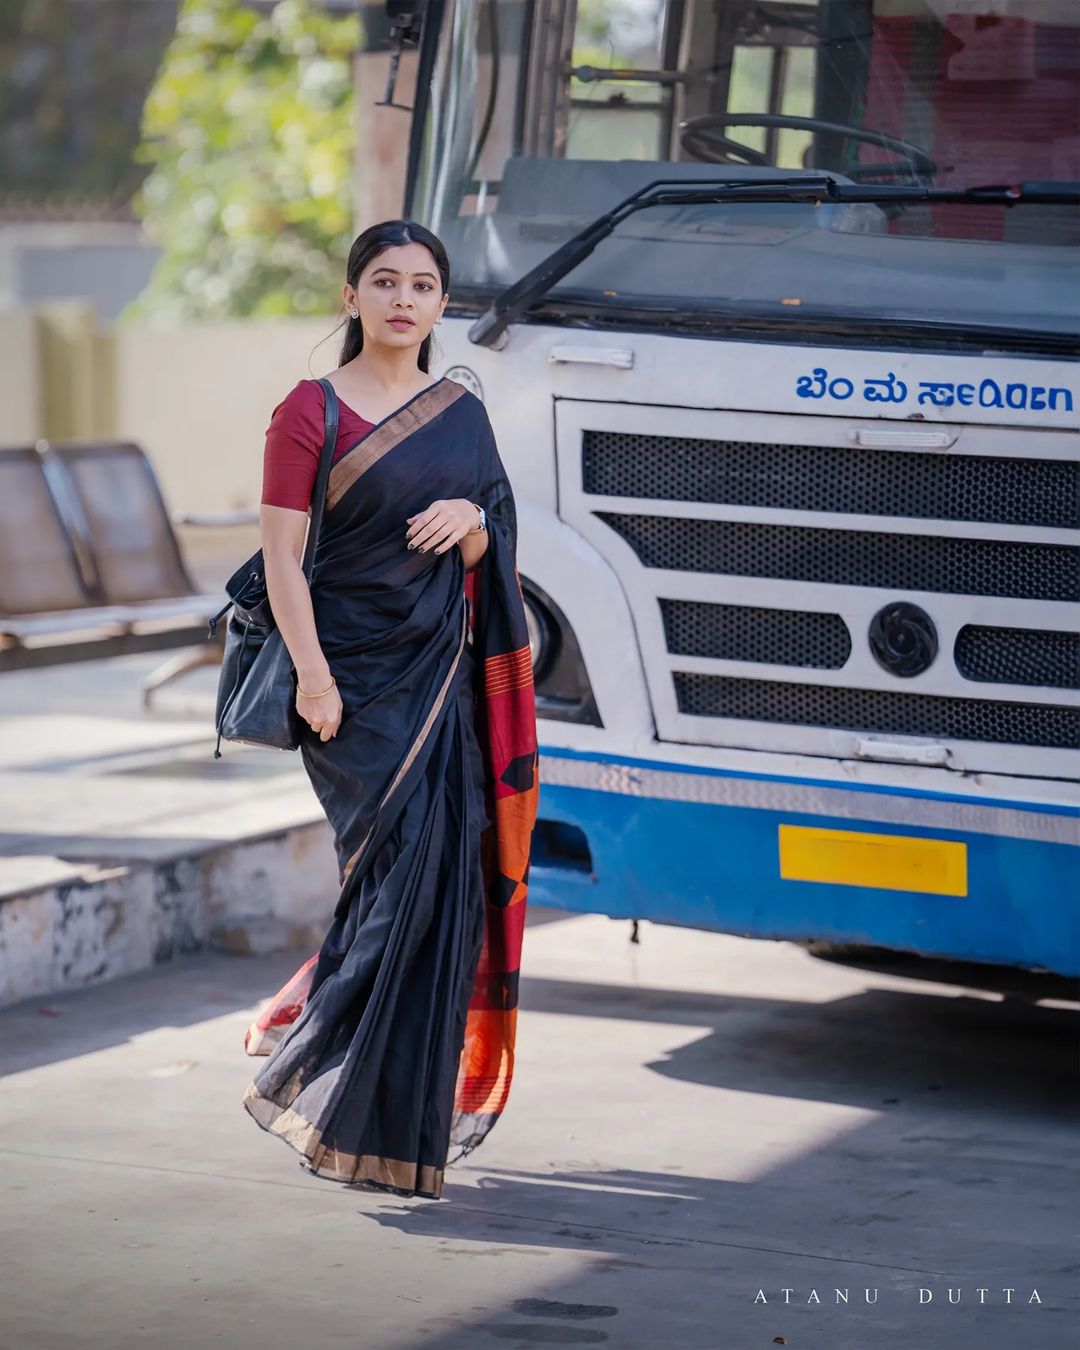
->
122, 0, 360, 323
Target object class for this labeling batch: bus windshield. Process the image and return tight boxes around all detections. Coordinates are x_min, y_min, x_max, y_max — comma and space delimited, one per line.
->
411, 0, 1080, 342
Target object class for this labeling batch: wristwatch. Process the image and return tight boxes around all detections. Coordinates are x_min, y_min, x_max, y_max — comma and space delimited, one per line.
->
470, 502, 487, 532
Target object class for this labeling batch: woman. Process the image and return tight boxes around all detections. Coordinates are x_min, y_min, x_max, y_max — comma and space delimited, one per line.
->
239, 220, 539, 1201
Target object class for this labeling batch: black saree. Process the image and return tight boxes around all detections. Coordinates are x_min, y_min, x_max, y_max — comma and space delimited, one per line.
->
240, 376, 539, 1200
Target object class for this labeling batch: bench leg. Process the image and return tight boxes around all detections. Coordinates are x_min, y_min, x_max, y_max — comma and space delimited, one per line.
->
141, 639, 222, 709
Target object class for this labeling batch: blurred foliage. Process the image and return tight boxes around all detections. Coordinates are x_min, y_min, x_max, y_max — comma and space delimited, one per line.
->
122, 0, 361, 323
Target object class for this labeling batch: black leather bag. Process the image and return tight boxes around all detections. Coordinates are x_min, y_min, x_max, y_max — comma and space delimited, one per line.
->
209, 377, 340, 757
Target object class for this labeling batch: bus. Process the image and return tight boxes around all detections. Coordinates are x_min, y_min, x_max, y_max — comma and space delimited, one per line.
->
374, 0, 1079, 977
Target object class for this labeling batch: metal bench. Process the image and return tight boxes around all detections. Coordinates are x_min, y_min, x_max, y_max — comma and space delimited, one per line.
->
0, 439, 250, 703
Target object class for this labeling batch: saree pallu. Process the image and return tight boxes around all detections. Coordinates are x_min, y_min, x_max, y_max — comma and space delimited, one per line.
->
241, 377, 539, 1200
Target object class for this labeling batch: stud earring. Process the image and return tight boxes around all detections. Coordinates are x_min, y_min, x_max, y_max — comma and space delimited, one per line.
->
349, 309, 359, 319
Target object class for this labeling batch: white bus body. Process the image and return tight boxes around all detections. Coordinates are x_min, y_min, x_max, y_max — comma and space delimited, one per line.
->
379, 0, 1079, 973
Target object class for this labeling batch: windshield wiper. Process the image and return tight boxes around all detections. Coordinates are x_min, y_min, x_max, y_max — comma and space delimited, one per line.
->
467, 175, 1080, 348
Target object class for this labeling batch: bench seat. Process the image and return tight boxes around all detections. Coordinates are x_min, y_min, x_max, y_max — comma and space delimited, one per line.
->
2, 593, 225, 640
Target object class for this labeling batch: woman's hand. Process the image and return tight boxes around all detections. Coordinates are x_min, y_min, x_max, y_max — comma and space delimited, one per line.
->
405, 498, 482, 556
295, 678, 343, 742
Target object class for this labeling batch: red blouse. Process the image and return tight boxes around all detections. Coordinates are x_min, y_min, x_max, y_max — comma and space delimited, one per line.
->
261, 379, 375, 511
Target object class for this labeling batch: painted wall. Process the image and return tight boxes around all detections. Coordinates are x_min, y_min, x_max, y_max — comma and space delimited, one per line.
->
115, 316, 340, 514
0, 302, 342, 515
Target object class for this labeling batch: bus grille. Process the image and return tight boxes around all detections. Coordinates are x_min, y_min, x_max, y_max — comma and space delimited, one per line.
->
597, 513, 1079, 603
955, 625, 1080, 689
660, 599, 851, 669
583, 430, 1079, 529
674, 673, 1079, 750
573, 421, 1079, 768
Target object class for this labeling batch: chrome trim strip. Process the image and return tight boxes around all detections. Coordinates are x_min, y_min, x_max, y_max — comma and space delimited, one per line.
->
538, 754, 1079, 846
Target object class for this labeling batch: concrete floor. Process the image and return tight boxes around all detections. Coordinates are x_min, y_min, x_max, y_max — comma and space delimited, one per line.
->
1, 642, 1076, 1348
0, 908, 1076, 1350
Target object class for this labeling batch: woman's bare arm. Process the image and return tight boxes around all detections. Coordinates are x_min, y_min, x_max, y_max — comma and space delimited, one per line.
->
260, 503, 342, 740
459, 527, 489, 571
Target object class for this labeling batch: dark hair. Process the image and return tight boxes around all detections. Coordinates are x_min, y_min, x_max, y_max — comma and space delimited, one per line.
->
337, 219, 450, 372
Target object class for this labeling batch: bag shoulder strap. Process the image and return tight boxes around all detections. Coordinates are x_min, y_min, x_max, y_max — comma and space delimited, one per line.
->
300, 376, 340, 582
208, 377, 340, 637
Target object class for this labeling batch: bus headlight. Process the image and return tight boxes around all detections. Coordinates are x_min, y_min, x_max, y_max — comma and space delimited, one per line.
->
523, 592, 554, 680
519, 577, 602, 726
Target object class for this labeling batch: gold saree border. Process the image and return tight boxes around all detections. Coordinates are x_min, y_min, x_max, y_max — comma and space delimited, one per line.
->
242, 1082, 444, 1197
326, 376, 469, 511
244, 1021, 283, 1056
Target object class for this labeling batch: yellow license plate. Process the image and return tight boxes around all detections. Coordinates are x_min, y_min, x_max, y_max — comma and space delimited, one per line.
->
778, 824, 968, 897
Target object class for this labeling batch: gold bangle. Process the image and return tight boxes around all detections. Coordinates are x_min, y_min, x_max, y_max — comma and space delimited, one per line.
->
297, 676, 336, 698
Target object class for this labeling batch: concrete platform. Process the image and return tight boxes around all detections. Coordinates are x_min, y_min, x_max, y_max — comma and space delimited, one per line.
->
0, 916, 1076, 1349
0, 652, 333, 1008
